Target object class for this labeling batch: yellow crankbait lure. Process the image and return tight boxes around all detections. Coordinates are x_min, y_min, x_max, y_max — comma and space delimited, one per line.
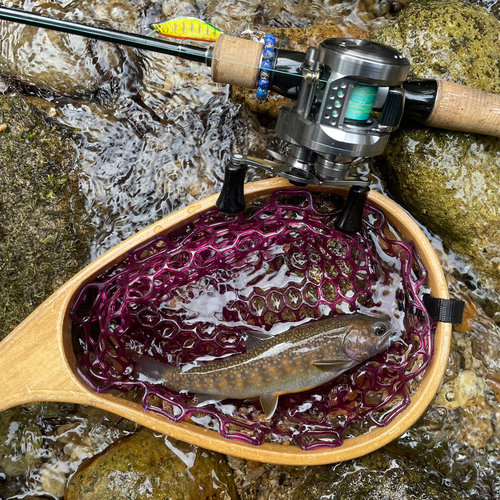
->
148, 17, 223, 43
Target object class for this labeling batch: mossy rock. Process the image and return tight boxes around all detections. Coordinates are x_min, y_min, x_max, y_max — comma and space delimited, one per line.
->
0, 93, 91, 339
293, 449, 462, 499
372, 0, 500, 290
373, 0, 500, 90
65, 428, 238, 500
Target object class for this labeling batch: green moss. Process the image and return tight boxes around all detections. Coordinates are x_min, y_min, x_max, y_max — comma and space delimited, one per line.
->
0, 94, 92, 339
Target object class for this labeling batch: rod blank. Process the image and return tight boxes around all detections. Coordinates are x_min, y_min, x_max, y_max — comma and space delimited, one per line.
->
0, 6, 209, 63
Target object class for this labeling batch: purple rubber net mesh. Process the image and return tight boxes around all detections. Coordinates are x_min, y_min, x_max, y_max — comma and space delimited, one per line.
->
71, 190, 434, 450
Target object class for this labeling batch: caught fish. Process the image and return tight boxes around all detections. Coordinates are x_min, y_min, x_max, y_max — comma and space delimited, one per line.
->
148, 17, 222, 43
132, 314, 395, 419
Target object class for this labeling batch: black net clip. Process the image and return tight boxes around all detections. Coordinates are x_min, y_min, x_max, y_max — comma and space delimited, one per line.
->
423, 294, 465, 324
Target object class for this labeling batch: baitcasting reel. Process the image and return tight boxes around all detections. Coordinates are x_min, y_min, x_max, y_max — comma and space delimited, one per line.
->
216, 38, 410, 227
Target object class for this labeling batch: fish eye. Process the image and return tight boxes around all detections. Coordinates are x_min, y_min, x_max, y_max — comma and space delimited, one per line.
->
373, 322, 388, 336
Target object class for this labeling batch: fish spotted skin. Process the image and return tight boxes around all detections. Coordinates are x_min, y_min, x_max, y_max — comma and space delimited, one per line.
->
133, 314, 394, 418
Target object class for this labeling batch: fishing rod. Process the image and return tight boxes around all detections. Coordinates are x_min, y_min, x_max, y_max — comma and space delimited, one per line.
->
0, 6, 305, 97
1, 6, 500, 220
2, 6, 498, 130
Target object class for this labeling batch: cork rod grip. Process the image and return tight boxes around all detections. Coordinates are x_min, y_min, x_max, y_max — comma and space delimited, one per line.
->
425, 80, 500, 137
211, 34, 262, 89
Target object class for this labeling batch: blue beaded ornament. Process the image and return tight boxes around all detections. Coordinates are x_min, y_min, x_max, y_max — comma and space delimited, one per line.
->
258, 78, 270, 89
256, 34, 276, 102
256, 87, 269, 101
264, 34, 276, 46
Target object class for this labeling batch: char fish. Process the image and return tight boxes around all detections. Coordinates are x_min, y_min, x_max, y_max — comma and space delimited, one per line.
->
132, 314, 395, 419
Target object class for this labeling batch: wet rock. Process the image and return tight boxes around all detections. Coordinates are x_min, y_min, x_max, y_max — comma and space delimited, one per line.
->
371, 0, 500, 291
94, 0, 138, 26
162, 0, 199, 19
205, 0, 407, 35
41, 463, 68, 498
232, 24, 370, 119
19, 497, 54, 500
470, 316, 500, 373
205, 0, 266, 34
0, 93, 91, 339
357, 0, 415, 24
228, 448, 461, 500
0, 408, 43, 477
486, 371, 500, 403
65, 428, 238, 500
442, 348, 462, 383
0, 2, 139, 96
455, 397, 494, 449
386, 305, 500, 494
435, 370, 485, 410
292, 449, 462, 499
454, 293, 480, 334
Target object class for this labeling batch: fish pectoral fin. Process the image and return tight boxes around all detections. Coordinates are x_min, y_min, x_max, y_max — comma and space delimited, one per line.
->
194, 394, 223, 406
245, 330, 273, 353
243, 397, 260, 403
311, 359, 351, 373
259, 393, 279, 420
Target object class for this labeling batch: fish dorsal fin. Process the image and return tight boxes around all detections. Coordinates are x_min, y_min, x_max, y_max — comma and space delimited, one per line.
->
245, 330, 273, 353
311, 359, 351, 373
260, 393, 279, 420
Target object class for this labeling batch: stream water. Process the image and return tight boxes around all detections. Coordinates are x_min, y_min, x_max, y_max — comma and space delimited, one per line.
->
2, 0, 500, 498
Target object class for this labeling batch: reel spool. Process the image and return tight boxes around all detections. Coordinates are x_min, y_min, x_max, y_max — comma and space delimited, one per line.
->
217, 38, 410, 215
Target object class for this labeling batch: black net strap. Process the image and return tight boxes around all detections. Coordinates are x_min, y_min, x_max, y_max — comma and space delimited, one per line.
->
423, 294, 465, 324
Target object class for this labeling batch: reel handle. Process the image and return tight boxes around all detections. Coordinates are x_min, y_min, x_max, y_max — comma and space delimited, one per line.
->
216, 161, 370, 235
215, 162, 248, 213
334, 185, 370, 234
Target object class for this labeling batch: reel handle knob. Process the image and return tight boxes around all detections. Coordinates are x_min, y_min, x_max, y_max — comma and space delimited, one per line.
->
334, 185, 370, 233
216, 162, 248, 213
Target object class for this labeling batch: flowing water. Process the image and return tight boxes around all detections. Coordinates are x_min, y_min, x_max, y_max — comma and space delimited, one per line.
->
1, 0, 500, 498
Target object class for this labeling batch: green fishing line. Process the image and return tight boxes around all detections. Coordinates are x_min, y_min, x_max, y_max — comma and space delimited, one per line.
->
345, 85, 377, 121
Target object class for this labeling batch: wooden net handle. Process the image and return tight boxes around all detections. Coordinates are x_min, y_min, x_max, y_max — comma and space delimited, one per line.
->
425, 80, 500, 137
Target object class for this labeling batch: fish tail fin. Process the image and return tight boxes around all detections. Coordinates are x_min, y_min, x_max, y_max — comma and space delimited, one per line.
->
128, 350, 172, 383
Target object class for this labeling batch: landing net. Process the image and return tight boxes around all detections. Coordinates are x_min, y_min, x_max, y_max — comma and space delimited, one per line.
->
71, 189, 433, 449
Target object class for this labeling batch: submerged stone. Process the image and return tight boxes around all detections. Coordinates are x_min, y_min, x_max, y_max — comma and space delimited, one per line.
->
0, 408, 43, 478
0, 93, 91, 339
65, 428, 238, 500
435, 370, 485, 410
293, 449, 462, 499
372, 0, 500, 290
0, 1, 139, 96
